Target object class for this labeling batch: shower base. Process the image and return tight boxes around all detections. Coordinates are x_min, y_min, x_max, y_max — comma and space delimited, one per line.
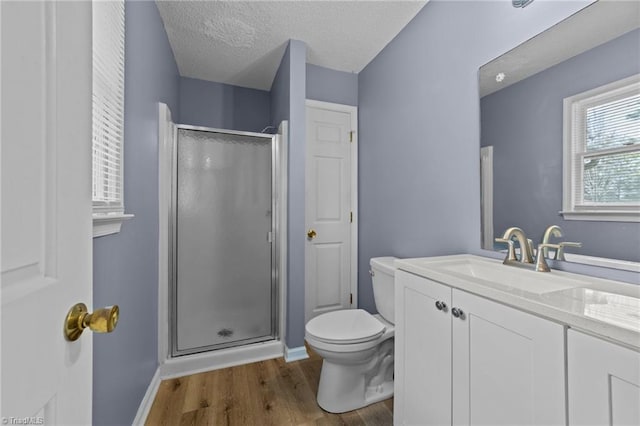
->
160, 339, 283, 379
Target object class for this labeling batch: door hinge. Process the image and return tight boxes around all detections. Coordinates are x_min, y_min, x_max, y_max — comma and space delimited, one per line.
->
350, 211, 353, 223
350, 293, 353, 305
349, 131, 354, 143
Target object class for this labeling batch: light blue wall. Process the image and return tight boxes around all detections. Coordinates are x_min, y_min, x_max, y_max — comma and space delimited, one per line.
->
306, 63, 358, 106
271, 44, 290, 128
270, 40, 308, 349
179, 77, 271, 132
481, 29, 640, 262
92, 1, 179, 425
287, 40, 307, 348
357, 0, 594, 313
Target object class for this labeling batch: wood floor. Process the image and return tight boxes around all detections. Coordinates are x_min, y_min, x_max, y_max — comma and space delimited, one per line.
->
146, 347, 393, 426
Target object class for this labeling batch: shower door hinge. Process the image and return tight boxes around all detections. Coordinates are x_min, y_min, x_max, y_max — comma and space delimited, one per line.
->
349, 131, 354, 143
350, 211, 353, 223
350, 293, 353, 305
267, 231, 273, 243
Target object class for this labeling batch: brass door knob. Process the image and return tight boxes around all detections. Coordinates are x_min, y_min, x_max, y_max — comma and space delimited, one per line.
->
64, 303, 119, 341
307, 229, 317, 239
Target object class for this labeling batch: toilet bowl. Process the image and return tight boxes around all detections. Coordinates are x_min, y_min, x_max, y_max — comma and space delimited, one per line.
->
304, 257, 397, 413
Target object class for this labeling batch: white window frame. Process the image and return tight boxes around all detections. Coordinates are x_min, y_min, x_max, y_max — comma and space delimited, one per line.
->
561, 74, 640, 222
92, 0, 133, 237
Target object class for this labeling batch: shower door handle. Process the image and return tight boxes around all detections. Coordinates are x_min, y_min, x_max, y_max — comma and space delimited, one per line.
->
307, 229, 317, 239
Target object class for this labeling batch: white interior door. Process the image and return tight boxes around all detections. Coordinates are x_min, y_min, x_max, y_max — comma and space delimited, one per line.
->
1, 2, 93, 424
305, 101, 357, 322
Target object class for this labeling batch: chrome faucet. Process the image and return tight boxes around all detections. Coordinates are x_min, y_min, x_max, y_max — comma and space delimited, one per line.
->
541, 225, 562, 259
496, 227, 534, 264
541, 225, 582, 261
496, 227, 553, 272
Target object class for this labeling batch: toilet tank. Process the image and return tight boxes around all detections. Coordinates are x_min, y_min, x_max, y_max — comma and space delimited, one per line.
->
370, 257, 397, 324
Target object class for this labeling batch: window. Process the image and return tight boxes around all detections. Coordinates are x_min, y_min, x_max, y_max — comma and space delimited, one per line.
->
92, 0, 132, 236
562, 74, 640, 222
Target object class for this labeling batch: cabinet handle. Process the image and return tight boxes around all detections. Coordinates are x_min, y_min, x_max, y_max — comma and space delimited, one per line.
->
435, 301, 447, 311
451, 307, 464, 319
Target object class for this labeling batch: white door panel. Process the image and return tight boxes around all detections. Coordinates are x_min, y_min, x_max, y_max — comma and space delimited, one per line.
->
1, 2, 93, 424
568, 330, 640, 426
313, 243, 344, 309
452, 289, 566, 426
305, 103, 356, 322
394, 271, 452, 426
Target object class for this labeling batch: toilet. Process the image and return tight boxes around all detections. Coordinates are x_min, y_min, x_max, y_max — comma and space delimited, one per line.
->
305, 257, 397, 413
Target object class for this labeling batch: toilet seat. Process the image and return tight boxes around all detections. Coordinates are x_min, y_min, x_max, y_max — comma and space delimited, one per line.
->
306, 309, 385, 345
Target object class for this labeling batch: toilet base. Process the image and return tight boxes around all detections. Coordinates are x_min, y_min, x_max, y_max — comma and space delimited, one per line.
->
316, 339, 394, 413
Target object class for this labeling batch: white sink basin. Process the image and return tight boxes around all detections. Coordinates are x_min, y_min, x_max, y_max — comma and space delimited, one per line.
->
400, 256, 585, 295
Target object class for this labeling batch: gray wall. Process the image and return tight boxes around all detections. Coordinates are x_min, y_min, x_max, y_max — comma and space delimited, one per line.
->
270, 40, 308, 349
357, 0, 594, 313
481, 29, 640, 262
287, 40, 307, 349
270, 44, 290, 129
92, 1, 179, 425
179, 77, 271, 132
306, 63, 358, 106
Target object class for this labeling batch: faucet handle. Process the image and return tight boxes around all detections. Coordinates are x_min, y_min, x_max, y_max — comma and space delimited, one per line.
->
555, 242, 582, 261
495, 238, 517, 263
535, 243, 561, 272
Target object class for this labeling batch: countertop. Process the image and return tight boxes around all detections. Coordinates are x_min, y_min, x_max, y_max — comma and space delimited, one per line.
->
396, 254, 640, 351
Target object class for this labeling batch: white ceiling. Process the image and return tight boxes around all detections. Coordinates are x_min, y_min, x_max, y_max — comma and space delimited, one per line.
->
156, 1, 427, 91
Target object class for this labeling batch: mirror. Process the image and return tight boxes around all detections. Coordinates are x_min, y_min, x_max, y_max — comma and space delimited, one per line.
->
479, 0, 640, 265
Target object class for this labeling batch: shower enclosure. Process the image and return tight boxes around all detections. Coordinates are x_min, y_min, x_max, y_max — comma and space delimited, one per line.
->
170, 125, 280, 356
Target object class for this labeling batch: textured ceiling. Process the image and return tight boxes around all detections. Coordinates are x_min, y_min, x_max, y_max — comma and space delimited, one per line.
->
156, 1, 427, 90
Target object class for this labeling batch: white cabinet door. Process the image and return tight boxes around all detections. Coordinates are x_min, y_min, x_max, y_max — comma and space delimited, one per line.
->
452, 290, 566, 426
568, 330, 640, 426
395, 271, 452, 426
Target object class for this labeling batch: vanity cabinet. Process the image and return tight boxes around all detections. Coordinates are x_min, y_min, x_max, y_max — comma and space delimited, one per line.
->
394, 270, 566, 426
568, 330, 640, 426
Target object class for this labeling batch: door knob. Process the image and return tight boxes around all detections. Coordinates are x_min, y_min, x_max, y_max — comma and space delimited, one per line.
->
307, 229, 317, 239
64, 303, 119, 341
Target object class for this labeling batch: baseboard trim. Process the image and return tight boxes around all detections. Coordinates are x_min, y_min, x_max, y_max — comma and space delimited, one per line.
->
284, 345, 309, 362
131, 367, 161, 426
160, 340, 284, 379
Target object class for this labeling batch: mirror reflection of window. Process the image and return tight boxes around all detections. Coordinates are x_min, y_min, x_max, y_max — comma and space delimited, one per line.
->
478, 0, 640, 264
563, 75, 640, 217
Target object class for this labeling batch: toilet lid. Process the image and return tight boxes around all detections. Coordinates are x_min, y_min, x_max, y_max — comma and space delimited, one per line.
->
306, 309, 385, 344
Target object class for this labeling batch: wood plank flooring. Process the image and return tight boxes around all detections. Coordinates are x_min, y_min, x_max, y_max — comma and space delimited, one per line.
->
146, 347, 393, 425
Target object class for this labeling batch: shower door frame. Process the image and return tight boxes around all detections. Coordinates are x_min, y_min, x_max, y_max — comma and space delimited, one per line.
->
169, 124, 281, 357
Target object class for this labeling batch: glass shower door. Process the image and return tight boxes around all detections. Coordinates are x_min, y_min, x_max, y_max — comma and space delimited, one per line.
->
173, 128, 275, 355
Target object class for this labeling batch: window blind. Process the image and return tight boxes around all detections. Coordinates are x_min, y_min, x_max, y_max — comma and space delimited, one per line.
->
586, 94, 640, 151
92, 0, 125, 213
566, 77, 640, 213
575, 93, 640, 206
